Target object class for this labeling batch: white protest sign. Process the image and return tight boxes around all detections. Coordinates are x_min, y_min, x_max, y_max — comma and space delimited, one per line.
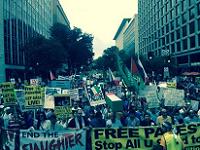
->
30, 79, 39, 86
20, 129, 86, 150
163, 88, 185, 106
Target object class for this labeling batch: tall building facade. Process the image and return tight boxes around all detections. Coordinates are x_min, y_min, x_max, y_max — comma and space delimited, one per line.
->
123, 15, 139, 55
113, 18, 131, 50
138, 0, 200, 72
0, 0, 70, 82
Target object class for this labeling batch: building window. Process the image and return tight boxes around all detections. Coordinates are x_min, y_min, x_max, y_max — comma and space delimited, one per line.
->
198, 34, 200, 46
176, 5, 181, 16
176, 41, 181, 52
166, 24, 169, 33
189, 7, 195, 20
170, 20, 174, 30
166, 34, 169, 44
182, 39, 188, 50
198, 3, 200, 16
171, 32, 175, 42
176, 29, 180, 39
182, 0, 187, 12
198, 19, 200, 31
182, 12, 187, 24
189, 0, 195, 6
171, 43, 175, 53
182, 25, 187, 37
190, 36, 196, 48
189, 21, 195, 34
176, 17, 181, 27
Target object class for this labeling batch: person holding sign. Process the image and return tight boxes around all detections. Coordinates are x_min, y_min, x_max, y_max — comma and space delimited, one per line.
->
160, 121, 185, 150
36, 111, 51, 130
156, 109, 172, 126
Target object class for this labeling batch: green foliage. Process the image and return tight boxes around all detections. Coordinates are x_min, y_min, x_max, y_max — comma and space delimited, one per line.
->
24, 23, 94, 78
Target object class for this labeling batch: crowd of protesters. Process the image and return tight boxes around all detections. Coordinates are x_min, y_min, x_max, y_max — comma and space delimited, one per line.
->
0, 75, 200, 150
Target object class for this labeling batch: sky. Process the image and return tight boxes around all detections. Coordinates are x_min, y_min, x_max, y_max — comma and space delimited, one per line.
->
59, 0, 138, 59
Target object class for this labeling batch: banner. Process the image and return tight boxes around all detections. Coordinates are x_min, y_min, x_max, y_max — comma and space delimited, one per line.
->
20, 129, 86, 150
0, 82, 17, 106
24, 86, 44, 109
92, 124, 200, 150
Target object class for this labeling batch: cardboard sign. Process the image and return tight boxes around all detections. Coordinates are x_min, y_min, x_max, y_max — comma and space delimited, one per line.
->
69, 88, 79, 101
54, 94, 71, 118
24, 86, 44, 109
30, 79, 39, 86
163, 88, 185, 106
166, 82, 176, 88
0, 82, 17, 106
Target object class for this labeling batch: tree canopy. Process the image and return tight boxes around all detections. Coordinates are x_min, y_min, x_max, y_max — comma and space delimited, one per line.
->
23, 23, 94, 79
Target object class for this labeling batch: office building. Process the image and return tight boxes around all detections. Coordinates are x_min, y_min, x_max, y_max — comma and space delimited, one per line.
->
123, 14, 139, 55
113, 18, 131, 51
0, 0, 70, 82
138, 0, 200, 72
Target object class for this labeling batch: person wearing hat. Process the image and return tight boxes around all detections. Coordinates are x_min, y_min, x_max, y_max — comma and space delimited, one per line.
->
156, 109, 172, 126
160, 121, 185, 150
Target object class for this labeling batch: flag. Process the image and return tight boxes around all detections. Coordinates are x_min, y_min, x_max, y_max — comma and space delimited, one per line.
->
131, 57, 139, 74
108, 68, 116, 81
49, 71, 56, 80
137, 58, 148, 82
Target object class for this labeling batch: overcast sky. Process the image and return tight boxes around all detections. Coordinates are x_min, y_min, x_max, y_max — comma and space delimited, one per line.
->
59, 0, 138, 59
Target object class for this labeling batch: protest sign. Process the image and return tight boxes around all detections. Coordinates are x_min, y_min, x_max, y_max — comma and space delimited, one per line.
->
54, 94, 71, 118
20, 129, 86, 150
166, 82, 176, 88
69, 88, 79, 101
163, 88, 185, 106
45, 87, 62, 95
89, 85, 105, 106
15, 89, 25, 110
30, 79, 39, 86
92, 123, 200, 150
0, 82, 17, 106
24, 86, 44, 109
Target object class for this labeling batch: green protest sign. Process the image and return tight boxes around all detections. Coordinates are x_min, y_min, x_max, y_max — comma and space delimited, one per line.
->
24, 86, 44, 109
0, 82, 17, 106
92, 124, 200, 150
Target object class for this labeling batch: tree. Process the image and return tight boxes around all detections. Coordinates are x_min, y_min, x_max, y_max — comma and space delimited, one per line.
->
50, 24, 94, 72
24, 35, 66, 79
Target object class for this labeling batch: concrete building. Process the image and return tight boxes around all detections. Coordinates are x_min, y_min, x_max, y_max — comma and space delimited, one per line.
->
123, 14, 139, 55
0, 0, 70, 82
138, 0, 200, 72
113, 18, 131, 50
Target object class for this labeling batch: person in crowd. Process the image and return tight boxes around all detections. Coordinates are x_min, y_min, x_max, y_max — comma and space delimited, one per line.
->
184, 109, 199, 124
36, 111, 51, 130
49, 113, 64, 131
173, 110, 184, 125
3, 107, 12, 129
141, 114, 155, 126
57, 115, 68, 129
156, 109, 172, 126
68, 109, 88, 129
147, 108, 159, 123
90, 111, 106, 128
126, 112, 140, 127
160, 122, 185, 150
